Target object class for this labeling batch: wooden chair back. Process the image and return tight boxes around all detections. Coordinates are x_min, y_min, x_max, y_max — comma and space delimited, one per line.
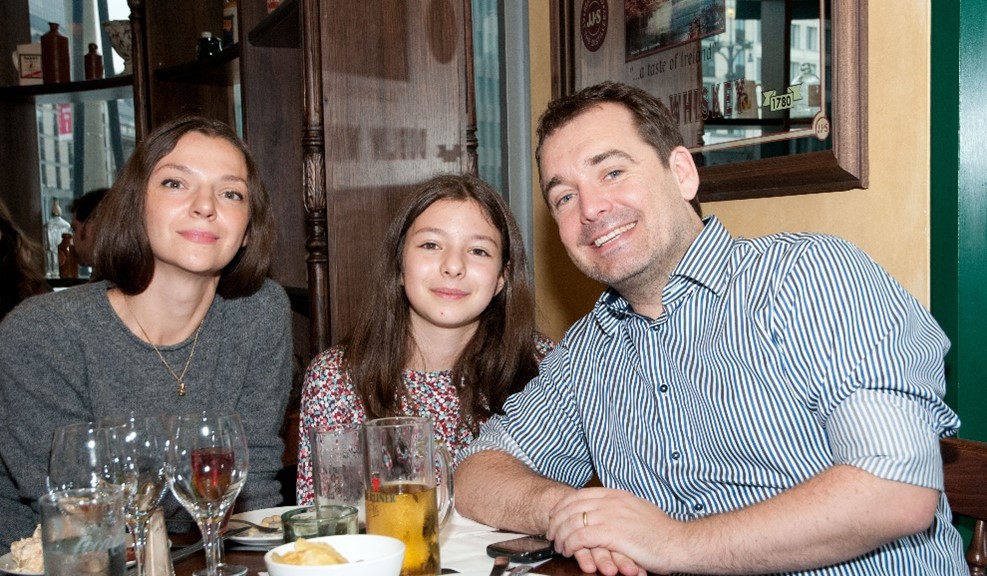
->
942, 437, 987, 575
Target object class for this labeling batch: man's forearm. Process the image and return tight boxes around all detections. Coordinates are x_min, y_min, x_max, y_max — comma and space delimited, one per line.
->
455, 450, 576, 535
667, 465, 940, 574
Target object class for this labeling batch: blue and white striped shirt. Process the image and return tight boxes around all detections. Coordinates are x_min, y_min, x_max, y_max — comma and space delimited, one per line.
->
462, 216, 965, 575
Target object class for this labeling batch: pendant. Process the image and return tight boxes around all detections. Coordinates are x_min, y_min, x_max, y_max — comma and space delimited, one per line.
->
178, 380, 187, 396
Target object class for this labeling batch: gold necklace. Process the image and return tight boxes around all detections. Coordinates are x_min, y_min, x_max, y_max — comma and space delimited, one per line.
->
125, 297, 204, 396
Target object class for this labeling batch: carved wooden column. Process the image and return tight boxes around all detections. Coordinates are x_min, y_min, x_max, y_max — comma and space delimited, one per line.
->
300, 0, 329, 358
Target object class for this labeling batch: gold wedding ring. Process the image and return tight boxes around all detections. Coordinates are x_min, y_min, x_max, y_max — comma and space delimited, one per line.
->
582, 511, 588, 527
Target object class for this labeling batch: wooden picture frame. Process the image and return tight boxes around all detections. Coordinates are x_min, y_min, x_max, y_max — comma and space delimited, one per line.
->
551, 0, 868, 201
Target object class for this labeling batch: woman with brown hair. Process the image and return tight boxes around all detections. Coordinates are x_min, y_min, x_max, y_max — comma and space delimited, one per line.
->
295, 172, 553, 505
0, 116, 293, 551
0, 198, 49, 322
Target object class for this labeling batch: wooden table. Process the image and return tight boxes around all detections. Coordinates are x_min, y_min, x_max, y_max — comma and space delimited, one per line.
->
171, 546, 591, 575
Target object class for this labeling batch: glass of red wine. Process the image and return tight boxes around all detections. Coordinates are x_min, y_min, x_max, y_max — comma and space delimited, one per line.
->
165, 411, 249, 576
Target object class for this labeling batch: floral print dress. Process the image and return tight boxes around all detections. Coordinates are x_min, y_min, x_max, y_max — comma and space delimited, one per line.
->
295, 334, 554, 505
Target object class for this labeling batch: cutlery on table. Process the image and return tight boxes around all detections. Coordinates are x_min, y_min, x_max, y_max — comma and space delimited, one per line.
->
227, 518, 282, 533
507, 565, 533, 575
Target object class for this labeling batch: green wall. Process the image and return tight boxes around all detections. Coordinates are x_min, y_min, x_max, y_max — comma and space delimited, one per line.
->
931, 0, 987, 441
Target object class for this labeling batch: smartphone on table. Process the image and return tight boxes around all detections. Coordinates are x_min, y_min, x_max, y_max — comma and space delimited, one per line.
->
486, 535, 556, 563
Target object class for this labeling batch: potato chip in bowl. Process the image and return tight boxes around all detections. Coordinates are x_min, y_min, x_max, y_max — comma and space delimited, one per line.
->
264, 534, 405, 576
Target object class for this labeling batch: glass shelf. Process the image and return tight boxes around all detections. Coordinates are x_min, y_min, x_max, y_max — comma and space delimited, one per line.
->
0, 75, 134, 104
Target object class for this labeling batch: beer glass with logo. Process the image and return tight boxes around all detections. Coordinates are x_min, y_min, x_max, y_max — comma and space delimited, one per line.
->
363, 417, 453, 576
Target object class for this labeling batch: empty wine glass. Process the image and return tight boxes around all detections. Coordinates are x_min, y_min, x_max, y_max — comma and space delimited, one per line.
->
48, 420, 135, 494
99, 414, 169, 576
165, 411, 249, 576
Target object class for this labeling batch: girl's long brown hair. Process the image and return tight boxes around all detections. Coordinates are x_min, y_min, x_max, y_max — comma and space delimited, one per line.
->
345, 173, 540, 433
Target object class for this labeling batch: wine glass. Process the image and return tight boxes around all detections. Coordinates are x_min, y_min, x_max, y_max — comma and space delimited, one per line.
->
165, 411, 249, 576
48, 420, 135, 494
99, 414, 169, 576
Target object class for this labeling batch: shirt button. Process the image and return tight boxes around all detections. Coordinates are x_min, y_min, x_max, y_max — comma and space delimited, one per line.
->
671, 451, 680, 460
659, 384, 669, 393
693, 503, 704, 511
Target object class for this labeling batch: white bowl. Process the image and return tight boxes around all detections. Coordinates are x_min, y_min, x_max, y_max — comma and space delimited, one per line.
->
264, 534, 405, 576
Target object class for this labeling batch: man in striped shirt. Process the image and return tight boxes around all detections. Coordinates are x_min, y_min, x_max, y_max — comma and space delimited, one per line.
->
455, 81, 965, 575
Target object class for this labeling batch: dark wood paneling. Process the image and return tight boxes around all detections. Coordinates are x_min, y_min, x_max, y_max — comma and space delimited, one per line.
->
0, 0, 42, 238
320, 0, 474, 344
240, 0, 306, 289
143, 0, 233, 129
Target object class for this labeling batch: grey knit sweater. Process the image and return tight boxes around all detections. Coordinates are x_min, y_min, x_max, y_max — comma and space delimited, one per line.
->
0, 279, 293, 551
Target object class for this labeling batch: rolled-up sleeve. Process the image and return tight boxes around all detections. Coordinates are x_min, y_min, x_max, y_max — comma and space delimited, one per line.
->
828, 389, 948, 489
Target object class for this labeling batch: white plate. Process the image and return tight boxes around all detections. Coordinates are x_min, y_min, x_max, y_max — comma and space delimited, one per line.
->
0, 553, 42, 576
227, 506, 299, 545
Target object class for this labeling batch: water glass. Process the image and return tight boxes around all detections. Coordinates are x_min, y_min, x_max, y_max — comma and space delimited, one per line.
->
311, 424, 365, 523
40, 486, 128, 576
280, 505, 358, 542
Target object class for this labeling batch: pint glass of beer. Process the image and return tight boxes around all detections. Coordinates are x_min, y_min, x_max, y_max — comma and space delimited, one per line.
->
364, 417, 453, 576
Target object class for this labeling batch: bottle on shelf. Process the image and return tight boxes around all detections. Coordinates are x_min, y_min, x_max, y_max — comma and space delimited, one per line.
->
222, 0, 238, 49
57, 233, 78, 279
43, 199, 72, 279
41, 22, 70, 84
84, 43, 104, 80
196, 32, 222, 60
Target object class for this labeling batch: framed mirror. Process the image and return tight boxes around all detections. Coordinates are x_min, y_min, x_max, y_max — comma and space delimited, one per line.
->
552, 0, 867, 201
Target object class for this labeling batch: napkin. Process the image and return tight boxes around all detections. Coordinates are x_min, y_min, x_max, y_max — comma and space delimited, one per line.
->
439, 510, 549, 575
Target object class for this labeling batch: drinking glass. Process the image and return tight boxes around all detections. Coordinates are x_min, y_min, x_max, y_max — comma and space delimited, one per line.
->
99, 414, 169, 576
311, 423, 365, 524
165, 411, 249, 576
364, 417, 453, 576
48, 420, 136, 495
40, 486, 128, 576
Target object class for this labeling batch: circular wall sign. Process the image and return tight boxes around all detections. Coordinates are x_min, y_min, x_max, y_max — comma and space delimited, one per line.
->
580, 0, 608, 53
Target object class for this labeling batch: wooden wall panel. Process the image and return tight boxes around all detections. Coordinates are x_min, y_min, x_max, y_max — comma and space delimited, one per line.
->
319, 0, 474, 343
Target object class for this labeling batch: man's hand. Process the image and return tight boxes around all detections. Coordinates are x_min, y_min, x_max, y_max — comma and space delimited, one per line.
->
548, 487, 672, 575
572, 548, 648, 576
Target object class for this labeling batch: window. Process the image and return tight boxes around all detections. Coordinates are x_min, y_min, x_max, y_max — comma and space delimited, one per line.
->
806, 25, 818, 51
28, 0, 135, 278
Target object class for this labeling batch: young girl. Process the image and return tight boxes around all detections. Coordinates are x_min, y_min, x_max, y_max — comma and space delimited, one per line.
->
296, 173, 552, 504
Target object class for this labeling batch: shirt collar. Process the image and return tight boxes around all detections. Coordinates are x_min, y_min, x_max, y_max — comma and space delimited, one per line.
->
590, 215, 734, 332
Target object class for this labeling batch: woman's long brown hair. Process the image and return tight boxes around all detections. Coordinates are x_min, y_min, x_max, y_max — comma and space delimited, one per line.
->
0, 198, 49, 322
